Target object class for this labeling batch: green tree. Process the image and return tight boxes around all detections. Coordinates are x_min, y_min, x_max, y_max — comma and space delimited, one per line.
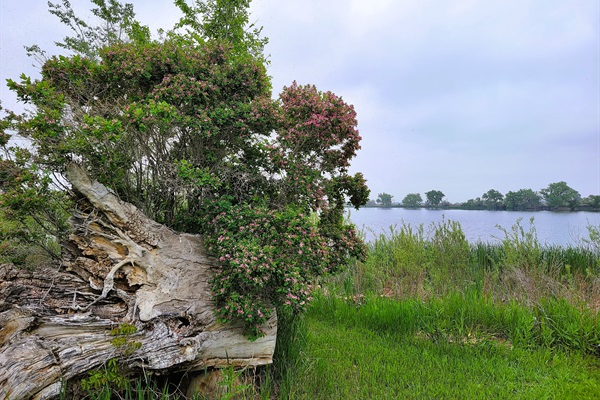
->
376, 192, 393, 207
425, 190, 445, 208
26, 0, 151, 62
540, 181, 581, 210
504, 189, 541, 211
582, 195, 600, 210
2, 0, 369, 337
402, 193, 422, 208
482, 189, 504, 210
461, 197, 484, 210
173, 0, 268, 59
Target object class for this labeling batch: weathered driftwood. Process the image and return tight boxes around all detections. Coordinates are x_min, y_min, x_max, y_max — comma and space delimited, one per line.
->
0, 164, 276, 400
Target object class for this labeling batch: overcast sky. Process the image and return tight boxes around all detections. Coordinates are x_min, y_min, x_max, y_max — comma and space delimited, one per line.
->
1, 0, 598, 203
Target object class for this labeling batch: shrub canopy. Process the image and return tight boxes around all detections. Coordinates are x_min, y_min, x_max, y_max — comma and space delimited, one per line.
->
2, 1, 369, 336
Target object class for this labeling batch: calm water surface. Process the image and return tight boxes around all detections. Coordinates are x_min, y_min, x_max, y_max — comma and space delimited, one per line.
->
347, 208, 600, 247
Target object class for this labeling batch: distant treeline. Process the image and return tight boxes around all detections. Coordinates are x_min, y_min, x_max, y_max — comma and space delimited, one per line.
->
365, 182, 599, 212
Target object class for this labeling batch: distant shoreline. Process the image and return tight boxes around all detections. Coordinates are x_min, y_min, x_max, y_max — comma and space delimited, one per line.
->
351, 205, 600, 213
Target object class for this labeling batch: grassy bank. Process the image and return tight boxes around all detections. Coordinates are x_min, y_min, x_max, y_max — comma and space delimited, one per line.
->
273, 219, 600, 399
275, 296, 600, 399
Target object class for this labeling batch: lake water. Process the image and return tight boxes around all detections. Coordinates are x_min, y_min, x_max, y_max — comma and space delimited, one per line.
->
347, 208, 600, 247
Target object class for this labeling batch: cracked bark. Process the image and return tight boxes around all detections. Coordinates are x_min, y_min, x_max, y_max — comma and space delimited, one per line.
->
0, 163, 276, 400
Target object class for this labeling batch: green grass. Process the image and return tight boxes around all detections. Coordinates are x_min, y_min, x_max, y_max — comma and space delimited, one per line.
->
304, 294, 599, 354
277, 296, 600, 400
273, 219, 600, 399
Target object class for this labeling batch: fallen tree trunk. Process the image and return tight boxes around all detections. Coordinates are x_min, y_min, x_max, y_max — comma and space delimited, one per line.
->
0, 163, 276, 400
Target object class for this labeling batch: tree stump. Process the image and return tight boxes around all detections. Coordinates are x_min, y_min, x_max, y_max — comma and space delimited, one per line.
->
0, 164, 276, 400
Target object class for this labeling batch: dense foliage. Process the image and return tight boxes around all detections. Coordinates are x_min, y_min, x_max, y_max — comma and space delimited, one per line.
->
424, 189, 445, 208
376, 192, 393, 207
369, 181, 596, 211
402, 193, 423, 208
540, 181, 582, 211
1, 0, 369, 336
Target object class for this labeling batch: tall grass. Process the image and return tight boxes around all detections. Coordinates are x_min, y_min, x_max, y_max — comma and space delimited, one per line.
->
330, 218, 599, 310
277, 294, 600, 399
278, 217, 600, 398
298, 292, 599, 355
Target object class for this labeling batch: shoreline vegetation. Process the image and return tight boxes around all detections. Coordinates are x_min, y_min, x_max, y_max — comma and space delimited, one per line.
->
368, 183, 599, 212
273, 219, 600, 399
356, 203, 600, 212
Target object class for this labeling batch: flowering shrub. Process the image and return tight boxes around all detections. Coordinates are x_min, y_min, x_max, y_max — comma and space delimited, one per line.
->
4, 38, 369, 338
201, 202, 365, 338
